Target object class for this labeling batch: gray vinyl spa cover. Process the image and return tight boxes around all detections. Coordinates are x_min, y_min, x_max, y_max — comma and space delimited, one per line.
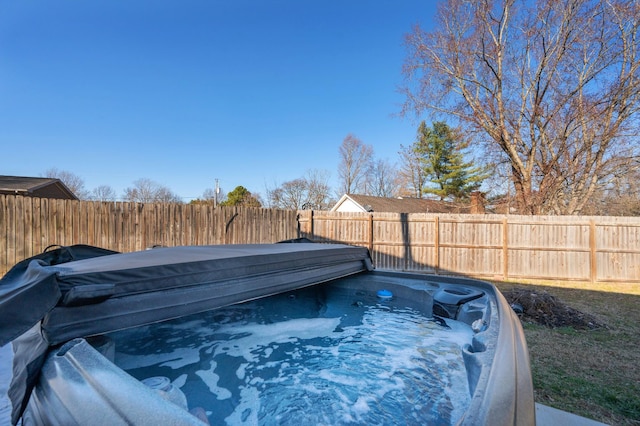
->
0, 242, 372, 424
1, 242, 372, 346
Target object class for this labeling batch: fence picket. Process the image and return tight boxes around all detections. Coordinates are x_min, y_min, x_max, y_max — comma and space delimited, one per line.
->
2, 195, 640, 283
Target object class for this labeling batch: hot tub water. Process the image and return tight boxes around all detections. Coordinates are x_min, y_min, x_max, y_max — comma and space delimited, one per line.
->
109, 284, 474, 425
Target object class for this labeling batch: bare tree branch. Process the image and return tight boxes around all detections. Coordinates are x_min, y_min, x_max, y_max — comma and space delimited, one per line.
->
403, 0, 640, 214
337, 134, 374, 195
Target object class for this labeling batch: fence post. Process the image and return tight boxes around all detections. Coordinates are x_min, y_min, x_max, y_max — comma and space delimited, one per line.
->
296, 210, 312, 240
503, 218, 509, 281
434, 216, 440, 274
310, 210, 314, 240
368, 213, 374, 255
590, 220, 597, 283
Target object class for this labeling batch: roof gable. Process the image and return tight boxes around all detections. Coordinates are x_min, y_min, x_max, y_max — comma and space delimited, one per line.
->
0, 175, 78, 200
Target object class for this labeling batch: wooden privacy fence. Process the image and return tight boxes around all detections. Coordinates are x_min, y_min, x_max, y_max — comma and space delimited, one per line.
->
2, 195, 640, 283
297, 210, 640, 283
0, 195, 299, 275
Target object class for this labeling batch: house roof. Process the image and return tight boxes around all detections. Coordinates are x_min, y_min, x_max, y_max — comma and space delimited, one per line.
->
0, 175, 79, 200
331, 194, 469, 214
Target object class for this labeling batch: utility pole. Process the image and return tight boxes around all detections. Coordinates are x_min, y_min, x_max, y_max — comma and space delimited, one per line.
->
214, 179, 219, 208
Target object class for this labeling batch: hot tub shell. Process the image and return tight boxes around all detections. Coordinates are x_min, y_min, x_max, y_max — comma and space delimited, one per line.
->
0, 242, 535, 425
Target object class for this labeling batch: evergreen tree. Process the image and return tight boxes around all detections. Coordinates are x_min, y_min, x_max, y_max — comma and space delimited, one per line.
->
415, 121, 488, 201
220, 186, 262, 207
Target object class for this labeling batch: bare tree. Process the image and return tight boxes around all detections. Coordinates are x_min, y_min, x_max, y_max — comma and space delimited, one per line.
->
268, 170, 332, 210
368, 159, 400, 197
203, 187, 225, 205
397, 144, 426, 198
304, 169, 332, 209
90, 185, 117, 201
403, 0, 640, 214
155, 186, 183, 203
42, 168, 90, 199
582, 164, 640, 215
337, 134, 374, 195
270, 179, 307, 210
123, 178, 182, 203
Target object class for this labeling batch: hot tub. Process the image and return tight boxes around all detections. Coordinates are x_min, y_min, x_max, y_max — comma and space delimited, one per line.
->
0, 242, 534, 425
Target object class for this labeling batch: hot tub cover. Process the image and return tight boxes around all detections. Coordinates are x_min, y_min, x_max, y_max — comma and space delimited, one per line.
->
1, 242, 372, 346
0, 242, 372, 424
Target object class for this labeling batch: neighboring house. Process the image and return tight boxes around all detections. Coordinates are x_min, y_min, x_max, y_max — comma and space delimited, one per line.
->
0, 175, 78, 200
331, 194, 472, 214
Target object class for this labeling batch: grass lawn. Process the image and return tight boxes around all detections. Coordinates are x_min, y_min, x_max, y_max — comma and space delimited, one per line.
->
494, 281, 640, 426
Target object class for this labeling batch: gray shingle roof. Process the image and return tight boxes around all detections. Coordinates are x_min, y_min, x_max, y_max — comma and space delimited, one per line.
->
338, 194, 468, 214
0, 175, 78, 200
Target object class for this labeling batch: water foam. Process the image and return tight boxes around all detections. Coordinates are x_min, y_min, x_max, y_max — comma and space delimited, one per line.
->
110, 287, 474, 425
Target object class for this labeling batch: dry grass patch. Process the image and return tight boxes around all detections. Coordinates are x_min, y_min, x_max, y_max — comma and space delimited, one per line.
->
495, 281, 640, 426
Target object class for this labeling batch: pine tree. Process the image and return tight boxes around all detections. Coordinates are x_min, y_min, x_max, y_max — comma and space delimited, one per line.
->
414, 121, 488, 201
220, 186, 262, 207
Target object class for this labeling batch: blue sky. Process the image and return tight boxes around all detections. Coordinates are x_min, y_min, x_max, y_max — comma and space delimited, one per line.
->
0, 1, 436, 201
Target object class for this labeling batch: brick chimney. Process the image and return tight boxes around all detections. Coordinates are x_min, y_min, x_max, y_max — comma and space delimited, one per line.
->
470, 191, 486, 214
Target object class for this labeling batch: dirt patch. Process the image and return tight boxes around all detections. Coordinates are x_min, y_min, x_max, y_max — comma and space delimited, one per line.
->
501, 288, 607, 330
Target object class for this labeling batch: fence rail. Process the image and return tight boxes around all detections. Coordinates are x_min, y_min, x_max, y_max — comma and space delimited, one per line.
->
297, 210, 640, 283
2, 195, 640, 283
